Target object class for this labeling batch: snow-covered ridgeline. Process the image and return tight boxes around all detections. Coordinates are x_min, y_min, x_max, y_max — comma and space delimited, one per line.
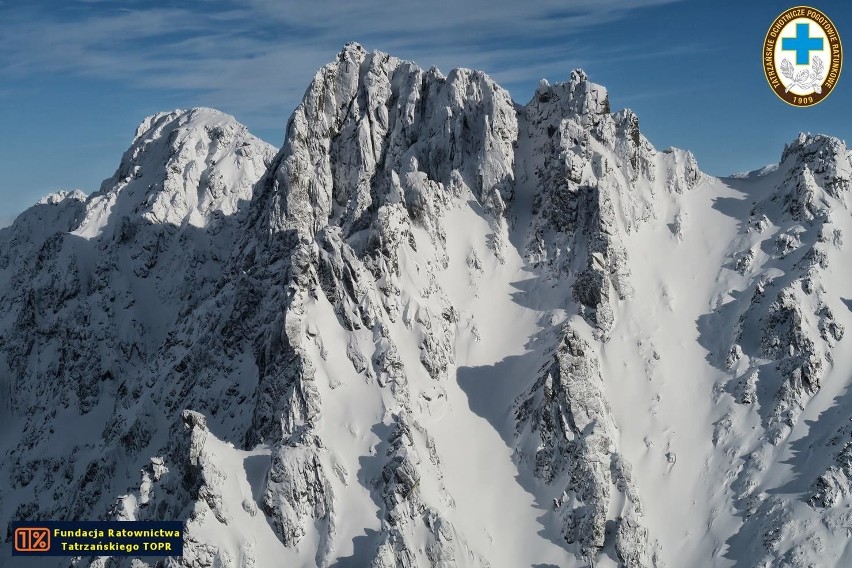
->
1, 43, 852, 568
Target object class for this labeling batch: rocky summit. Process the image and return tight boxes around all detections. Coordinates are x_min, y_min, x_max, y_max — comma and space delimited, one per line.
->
2, 43, 852, 567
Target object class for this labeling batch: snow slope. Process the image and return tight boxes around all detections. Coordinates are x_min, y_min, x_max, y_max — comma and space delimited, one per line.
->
2, 44, 852, 568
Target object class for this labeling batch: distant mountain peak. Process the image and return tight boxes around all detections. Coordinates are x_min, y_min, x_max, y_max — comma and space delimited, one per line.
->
66, 108, 276, 237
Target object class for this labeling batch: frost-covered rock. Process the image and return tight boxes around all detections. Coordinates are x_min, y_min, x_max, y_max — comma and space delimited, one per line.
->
521, 72, 699, 336
515, 326, 660, 564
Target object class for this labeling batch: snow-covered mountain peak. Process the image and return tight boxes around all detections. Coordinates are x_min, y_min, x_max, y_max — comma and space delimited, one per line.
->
257, 44, 516, 255
777, 133, 852, 200
781, 132, 847, 164
5, 189, 88, 241
77, 108, 276, 235
729, 163, 780, 179
36, 189, 88, 206
529, 69, 611, 125
339, 40, 367, 58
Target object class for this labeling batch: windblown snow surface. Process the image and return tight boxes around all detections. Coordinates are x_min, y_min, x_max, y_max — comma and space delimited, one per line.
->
2, 44, 852, 568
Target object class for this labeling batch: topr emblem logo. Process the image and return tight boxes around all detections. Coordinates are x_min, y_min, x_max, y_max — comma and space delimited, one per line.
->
764, 6, 842, 107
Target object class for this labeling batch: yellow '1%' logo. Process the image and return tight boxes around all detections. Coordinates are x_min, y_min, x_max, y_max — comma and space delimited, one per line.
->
764, 6, 842, 107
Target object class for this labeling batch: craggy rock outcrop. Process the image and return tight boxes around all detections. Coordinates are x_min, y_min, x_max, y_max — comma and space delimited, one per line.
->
521, 72, 700, 336
515, 327, 661, 566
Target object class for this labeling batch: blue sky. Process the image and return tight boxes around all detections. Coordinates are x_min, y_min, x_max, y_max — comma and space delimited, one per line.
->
1, 0, 851, 223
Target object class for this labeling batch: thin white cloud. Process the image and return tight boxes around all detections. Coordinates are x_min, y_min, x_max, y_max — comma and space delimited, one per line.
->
0, 0, 683, 119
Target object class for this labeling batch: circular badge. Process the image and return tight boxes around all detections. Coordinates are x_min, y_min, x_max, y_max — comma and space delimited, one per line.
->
764, 6, 842, 107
